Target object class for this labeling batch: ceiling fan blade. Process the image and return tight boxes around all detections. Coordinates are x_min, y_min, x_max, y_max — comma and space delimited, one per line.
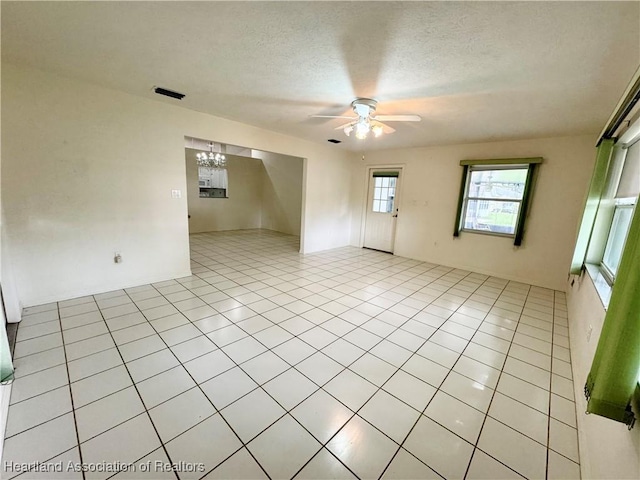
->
334, 121, 355, 130
373, 114, 422, 122
309, 115, 356, 119
373, 121, 395, 134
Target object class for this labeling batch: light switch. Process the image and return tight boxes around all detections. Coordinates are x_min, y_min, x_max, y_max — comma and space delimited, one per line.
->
171, 189, 182, 199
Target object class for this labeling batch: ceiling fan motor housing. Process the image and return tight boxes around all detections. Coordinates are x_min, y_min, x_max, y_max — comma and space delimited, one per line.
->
352, 98, 378, 118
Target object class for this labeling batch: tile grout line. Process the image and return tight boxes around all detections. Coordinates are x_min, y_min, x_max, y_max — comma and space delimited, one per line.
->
460, 281, 531, 480
147, 251, 475, 479
56, 301, 87, 480
145, 275, 365, 480
88, 295, 181, 480
372, 271, 502, 480
5, 233, 581, 480
557, 290, 583, 470
180, 261, 503, 437
287, 272, 478, 479
467, 286, 573, 476
546, 290, 557, 480
386, 275, 518, 480
118, 286, 275, 480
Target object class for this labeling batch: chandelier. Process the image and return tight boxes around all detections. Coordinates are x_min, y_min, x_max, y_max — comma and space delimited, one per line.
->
196, 142, 227, 168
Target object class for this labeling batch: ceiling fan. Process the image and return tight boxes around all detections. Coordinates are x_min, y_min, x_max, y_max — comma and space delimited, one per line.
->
311, 98, 421, 139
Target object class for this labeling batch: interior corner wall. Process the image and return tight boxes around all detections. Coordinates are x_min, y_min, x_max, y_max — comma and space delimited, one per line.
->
349, 135, 595, 290
253, 150, 303, 236
1, 63, 353, 307
566, 274, 640, 479
185, 150, 263, 233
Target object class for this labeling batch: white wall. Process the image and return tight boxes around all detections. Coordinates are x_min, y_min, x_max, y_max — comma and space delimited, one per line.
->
350, 135, 595, 290
253, 150, 303, 236
0, 45, 15, 458
2, 63, 354, 307
185, 150, 263, 233
567, 273, 640, 479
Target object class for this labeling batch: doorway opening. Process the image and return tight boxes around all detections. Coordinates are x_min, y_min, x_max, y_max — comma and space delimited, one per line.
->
184, 136, 304, 241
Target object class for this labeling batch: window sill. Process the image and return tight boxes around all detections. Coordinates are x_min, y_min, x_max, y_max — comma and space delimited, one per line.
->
460, 229, 515, 239
585, 263, 612, 310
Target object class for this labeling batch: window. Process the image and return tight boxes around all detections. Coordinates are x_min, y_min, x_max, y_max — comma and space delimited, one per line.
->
453, 158, 541, 245
596, 136, 639, 286
601, 199, 635, 282
462, 167, 527, 235
372, 175, 397, 213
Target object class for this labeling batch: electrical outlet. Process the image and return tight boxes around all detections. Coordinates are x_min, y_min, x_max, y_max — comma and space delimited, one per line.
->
587, 325, 593, 342
171, 189, 182, 199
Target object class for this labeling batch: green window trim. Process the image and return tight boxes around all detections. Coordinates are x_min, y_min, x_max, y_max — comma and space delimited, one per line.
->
459, 157, 543, 166
569, 139, 615, 275
453, 165, 468, 238
453, 158, 541, 245
514, 163, 537, 246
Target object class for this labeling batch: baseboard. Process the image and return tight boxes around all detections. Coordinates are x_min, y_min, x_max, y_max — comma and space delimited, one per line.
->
21, 270, 193, 309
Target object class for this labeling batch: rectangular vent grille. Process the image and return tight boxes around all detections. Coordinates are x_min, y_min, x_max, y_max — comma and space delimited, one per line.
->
154, 87, 185, 100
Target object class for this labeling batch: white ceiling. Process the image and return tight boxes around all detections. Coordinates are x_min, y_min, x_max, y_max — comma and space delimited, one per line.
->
2, 1, 638, 151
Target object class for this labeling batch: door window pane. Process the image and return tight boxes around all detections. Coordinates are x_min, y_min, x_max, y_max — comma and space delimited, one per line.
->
372, 176, 397, 213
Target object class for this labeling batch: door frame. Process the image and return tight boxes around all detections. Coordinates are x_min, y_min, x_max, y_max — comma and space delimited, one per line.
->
358, 164, 405, 251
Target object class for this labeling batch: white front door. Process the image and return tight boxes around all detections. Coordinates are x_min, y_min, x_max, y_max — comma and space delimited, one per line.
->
363, 170, 401, 252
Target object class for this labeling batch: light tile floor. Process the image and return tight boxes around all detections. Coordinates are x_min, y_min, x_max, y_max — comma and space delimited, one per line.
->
2, 230, 581, 479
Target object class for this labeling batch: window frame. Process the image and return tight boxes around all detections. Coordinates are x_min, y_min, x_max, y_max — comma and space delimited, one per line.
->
584, 132, 639, 295
460, 164, 528, 238
371, 174, 398, 213
600, 198, 636, 285
453, 158, 541, 246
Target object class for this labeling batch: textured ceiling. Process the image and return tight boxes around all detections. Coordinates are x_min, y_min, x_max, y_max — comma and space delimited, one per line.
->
2, 1, 639, 151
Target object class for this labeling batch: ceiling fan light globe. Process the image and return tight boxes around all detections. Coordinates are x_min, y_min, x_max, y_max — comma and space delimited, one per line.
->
355, 121, 370, 135
355, 130, 368, 140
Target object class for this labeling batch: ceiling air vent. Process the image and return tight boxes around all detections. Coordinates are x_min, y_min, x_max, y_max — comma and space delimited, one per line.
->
153, 87, 185, 100
327, 139, 342, 144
